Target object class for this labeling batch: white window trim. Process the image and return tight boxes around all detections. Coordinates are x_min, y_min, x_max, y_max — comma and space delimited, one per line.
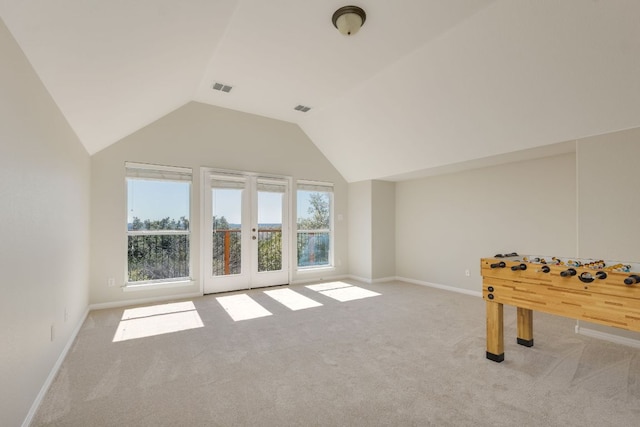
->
127, 230, 190, 237
296, 180, 334, 270
200, 166, 294, 293
125, 162, 193, 288
124, 279, 195, 292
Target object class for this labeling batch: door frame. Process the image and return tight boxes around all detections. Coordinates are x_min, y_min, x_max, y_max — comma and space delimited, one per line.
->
200, 167, 292, 294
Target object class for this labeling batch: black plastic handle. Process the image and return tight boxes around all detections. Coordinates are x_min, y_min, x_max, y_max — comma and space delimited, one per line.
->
624, 275, 640, 285
560, 268, 577, 277
540, 266, 550, 273
578, 272, 594, 283
595, 271, 607, 280
490, 262, 506, 269
511, 263, 527, 271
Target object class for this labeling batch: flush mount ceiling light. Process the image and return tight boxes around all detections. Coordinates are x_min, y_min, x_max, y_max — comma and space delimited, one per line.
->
332, 5, 366, 36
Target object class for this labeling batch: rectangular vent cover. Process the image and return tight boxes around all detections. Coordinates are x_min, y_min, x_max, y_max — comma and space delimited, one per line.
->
212, 82, 232, 93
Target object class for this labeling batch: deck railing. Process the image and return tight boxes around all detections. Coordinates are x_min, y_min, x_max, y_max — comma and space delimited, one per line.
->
126, 228, 330, 281
128, 234, 190, 281
297, 231, 329, 267
212, 228, 284, 275
212, 229, 242, 275
211, 228, 330, 274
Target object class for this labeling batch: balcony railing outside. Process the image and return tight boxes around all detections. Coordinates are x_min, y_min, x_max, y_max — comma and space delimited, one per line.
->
128, 228, 329, 280
297, 231, 330, 267
212, 228, 284, 275
258, 229, 282, 272
212, 230, 241, 276
128, 234, 190, 282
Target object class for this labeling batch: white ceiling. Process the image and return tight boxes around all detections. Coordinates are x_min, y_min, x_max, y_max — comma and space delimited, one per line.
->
2, 1, 640, 182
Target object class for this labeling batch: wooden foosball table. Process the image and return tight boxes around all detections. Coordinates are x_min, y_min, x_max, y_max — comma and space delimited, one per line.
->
481, 254, 640, 362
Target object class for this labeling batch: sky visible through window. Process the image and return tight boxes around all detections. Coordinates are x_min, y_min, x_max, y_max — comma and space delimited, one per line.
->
128, 179, 317, 225
127, 179, 190, 225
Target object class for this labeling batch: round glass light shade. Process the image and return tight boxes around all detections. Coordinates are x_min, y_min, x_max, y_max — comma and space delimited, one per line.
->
335, 12, 363, 36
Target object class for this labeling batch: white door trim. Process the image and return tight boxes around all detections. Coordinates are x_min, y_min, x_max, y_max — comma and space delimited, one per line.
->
200, 167, 292, 294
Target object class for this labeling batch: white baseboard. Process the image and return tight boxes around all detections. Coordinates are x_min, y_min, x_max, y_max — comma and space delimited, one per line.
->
347, 275, 372, 284
575, 325, 640, 349
345, 276, 398, 284
89, 291, 204, 311
372, 276, 397, 284
22, 306, 90, 427
396, 276, 483, 298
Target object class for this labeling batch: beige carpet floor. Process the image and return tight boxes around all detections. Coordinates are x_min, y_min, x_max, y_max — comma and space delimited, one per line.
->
33, 280, 640, 426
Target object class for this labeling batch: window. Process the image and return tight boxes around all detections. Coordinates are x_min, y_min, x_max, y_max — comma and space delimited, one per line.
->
296, 181, 333, 268
126, 162, 192, 284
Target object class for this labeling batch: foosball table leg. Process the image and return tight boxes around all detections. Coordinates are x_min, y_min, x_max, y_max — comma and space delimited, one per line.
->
486, 300, 504, 362
517, 307, 534, 347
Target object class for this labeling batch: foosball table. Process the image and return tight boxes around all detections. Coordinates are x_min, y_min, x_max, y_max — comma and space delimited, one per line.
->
481, 254, 640, 362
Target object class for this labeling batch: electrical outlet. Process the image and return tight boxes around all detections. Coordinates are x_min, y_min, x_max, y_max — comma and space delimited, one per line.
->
465, 269, 470, 277
50, 323, 55, 342
107, 277, 115, 287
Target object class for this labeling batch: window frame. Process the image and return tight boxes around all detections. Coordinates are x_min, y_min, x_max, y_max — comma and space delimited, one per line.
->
296, 180, 334, 270
125, 162, 193, 288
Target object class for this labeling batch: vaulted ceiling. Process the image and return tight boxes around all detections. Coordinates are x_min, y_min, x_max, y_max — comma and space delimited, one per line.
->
2, 1, 640, 182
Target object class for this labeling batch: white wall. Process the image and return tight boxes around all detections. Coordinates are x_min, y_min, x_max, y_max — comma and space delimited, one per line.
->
576, 128, 640, 340
347, 180, 396, 281
90, 102, 348, 305
396, 132, 640, 342
348, 181, 372, 280
395, 153, 577, 293
0, 19, 90, 427
577, 128, 640, 260
372, 180, 396, 280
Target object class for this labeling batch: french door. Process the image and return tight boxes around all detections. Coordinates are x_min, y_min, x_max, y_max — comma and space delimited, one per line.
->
203, 171, 289, 294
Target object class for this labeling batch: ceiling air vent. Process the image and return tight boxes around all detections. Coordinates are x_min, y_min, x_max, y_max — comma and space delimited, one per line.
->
212, 82, 232, 93
294, 105, 311, 113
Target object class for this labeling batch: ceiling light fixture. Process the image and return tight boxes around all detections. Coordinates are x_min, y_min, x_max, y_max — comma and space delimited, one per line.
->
332, 5, 366, 36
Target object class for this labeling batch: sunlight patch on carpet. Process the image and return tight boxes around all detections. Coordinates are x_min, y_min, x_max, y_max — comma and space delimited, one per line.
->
320, 286, 381, 302
307, 282, 381, 302
305, 281, 352, 292
264, 288, 323, 311
113, 301, 203, 342
217, 294, 273, 321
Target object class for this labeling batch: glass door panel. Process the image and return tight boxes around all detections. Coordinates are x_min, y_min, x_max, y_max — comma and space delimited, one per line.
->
204, 172, 289, 294
212, 188, 243, 276
257, 191, 283, 273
